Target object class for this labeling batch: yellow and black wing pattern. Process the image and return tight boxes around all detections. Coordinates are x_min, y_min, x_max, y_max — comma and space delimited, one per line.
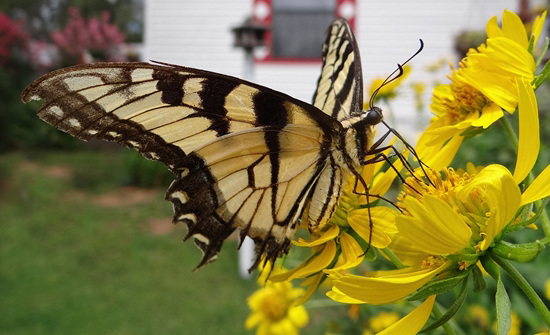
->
21, 19, 374, 270
313, 18, 364, 121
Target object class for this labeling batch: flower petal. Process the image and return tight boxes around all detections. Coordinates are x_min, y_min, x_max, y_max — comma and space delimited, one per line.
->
294, 272, 323, 306
327, 287, 367, 304
327, 263, 447, 305
521, 164, 550, 205
396, 195, 471, 255
460, 165, 521, 250
287, 240, 337, 280
293, 224, 339, 247
245, 311, 264, 329
531, 11, 547, 46
417, 133, 463, 171
332, 232, 365, 271
376, 295, 436, 335
348, 207, 398, 248
513, 78, 539, 184
486, 16, 503, 38
268, 318, 299, 335
288, 305, 309, 328
501, 9, 529, 48
471, 103, 504, 128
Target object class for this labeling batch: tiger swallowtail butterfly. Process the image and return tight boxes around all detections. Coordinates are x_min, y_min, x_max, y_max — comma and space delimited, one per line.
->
21, 18, 386, 270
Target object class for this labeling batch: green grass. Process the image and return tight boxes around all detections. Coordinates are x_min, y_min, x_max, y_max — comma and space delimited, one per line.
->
0, 150, 260, 335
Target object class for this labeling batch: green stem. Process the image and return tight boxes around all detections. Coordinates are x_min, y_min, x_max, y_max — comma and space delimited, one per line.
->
500, 115, 518, 152
381, 247, 406, 269
431, 303, 457, 335
539, 206, 550, 237
489, 252, 550, 326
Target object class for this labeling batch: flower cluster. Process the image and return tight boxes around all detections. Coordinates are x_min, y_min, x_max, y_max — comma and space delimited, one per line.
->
0, 12, 30, 66
51, 7, 126, 64
250, 9, 550, 335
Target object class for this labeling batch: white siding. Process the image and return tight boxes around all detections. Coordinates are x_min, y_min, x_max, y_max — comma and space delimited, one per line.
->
145, 0, 250, 75
145, 0, 545, 140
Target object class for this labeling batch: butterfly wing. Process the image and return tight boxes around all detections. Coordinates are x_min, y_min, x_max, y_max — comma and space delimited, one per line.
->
21, 62, 340, 269
312, 18, 364, 121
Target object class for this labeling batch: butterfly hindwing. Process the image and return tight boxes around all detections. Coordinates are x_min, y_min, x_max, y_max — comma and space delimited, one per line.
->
312, 18, 364, 121
21, 61, 341, 269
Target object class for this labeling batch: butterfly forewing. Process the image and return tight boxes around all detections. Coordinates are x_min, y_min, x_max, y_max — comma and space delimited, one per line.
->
312, 18, 364, 121
21, 61, 341, 269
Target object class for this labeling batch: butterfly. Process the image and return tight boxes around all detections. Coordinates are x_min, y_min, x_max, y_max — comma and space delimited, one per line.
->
21, 18, 388, 271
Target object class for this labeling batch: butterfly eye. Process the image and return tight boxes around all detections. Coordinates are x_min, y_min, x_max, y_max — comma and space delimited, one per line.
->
365, 106, 383, 126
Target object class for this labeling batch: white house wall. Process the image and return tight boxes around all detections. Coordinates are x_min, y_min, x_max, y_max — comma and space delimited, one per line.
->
145, 0, 545, 141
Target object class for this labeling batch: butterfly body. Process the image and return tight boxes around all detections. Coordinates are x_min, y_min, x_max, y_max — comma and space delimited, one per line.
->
21, 19, 380, 269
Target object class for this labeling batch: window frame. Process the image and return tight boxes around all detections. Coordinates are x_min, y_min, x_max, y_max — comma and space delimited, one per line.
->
252, 0, 357, 63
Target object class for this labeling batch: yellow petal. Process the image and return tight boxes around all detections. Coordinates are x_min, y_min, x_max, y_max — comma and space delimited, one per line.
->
477, 37, 534, 79
479, 172, 521, 250
397, 195, 471, 255
348, 207, 398, 248
418, 133, 463, 171
294, 272, 323, 306
245, 311, 264, 329
486, 16, 503, 38
293, 224, 339, 247
531, 11, 547, 46
521, 164, 550, 205
327, 287, 367, 304
501, 9, 529, 48
369, 160, 402, 199
332, 232, 365, 271
376, 295, 436, 335
388, 234, 431, 267
288, 305, 309, 328
328, 263, 447, 305
287, 240, 337, 280
268, 318, 299, 335
471, 103, 504, 128
513, 78, 539, 184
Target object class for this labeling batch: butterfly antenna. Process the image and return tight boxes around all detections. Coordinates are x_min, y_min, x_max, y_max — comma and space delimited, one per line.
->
368, 39, 424, 109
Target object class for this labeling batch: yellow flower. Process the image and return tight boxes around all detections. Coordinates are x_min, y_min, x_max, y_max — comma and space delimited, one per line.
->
416, 10, 544, 169
245, 281, 308, 335
269, 139, 402, 302
327, 155, 550, 302
467, 304, 490, 329
368, 311, 400, 333
328, 160, 547, 302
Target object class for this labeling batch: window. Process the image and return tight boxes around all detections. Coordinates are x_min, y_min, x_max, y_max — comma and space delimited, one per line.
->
252, 0, 356, 62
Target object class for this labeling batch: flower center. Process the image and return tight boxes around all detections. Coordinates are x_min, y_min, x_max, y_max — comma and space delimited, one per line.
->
445, 78, 490, 122
260, 291, 288, 321
398, 167, 490, 247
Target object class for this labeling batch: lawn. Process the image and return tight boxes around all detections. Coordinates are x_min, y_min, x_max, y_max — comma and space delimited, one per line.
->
0, 150, 266, 335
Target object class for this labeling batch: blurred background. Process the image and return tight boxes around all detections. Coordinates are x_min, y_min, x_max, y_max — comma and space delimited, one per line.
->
1, 0, 549, 334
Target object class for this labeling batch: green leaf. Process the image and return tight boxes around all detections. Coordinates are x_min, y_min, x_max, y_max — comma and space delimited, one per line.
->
496, 275, 512, 335
419, 278, 468, 333
492, 240, 545, 263
471, 264, 487, 292
407, 270, 469, 301
533, 50, 550, 89
535, 37, 550, 69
